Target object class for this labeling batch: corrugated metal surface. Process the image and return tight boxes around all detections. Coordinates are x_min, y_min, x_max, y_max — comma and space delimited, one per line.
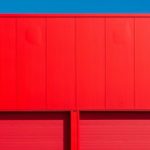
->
80, 112, 150, 150
0, 112, 70, 150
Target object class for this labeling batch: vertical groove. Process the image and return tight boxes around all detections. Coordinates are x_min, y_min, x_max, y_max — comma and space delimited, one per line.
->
45, 17, 47, 110
74, 17, 77, 111
16, 17, 18, 109
133, 17, 136, 109
104, 17, 106, 110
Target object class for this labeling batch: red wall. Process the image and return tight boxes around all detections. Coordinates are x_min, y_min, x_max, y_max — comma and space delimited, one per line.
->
1, 15, 150, 150
0, 15, 150, 111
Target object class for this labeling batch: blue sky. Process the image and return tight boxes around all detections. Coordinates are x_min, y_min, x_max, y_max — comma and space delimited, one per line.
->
0, 0, 150, 13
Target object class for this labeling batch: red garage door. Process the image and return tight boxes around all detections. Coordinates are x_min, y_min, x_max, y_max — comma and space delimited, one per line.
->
0, 112, 70, 150
80, 112, 150, 150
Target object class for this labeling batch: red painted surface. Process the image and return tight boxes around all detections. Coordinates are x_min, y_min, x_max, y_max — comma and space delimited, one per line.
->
0, 112, 70, 150
17, 18, 46, 109
76, 18, 105, 109
0, 18, 16, 109
135, 18, 150, 109
47, 18, 75, 109
80, 112, 150, 150
106, 18, 134, 109
1, 15, 150, 150
71, 111, 79, 150
0, 15, 150, 110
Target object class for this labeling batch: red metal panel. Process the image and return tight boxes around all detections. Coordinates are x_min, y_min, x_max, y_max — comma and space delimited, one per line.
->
135, 18, 150, 109
71, 111, 79, 150
0, 18, 17, 109
47, 18, 75, 109
17, 18, 46, 109
80, 112, 150, 150
76, 18, 105, 109
106, 18, 134, 109
0, 112, 70, 150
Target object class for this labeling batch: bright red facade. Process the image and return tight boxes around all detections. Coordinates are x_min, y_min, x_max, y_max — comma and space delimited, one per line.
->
1, 14, 150, 150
